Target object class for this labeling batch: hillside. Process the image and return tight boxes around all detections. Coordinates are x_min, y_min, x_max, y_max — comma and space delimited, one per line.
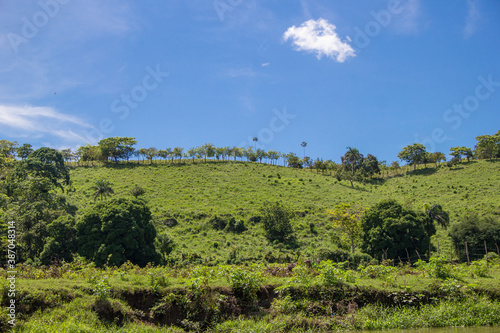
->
67, 160, 500, 265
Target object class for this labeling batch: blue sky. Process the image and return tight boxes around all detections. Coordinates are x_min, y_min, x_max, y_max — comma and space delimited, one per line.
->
0, 0, 499, 163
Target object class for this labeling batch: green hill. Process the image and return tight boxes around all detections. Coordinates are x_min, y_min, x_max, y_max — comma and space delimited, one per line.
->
67, 160, 500, 264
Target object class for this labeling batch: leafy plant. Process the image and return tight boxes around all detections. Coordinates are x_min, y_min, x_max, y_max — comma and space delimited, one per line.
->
89, 276, 111, 300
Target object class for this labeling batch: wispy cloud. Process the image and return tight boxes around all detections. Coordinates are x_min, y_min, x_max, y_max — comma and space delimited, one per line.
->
391, 0, 423, 35
464, 0, 481, 39
283, 18, 355, 63
0, 105, 93, 144
0, 1, 140, 102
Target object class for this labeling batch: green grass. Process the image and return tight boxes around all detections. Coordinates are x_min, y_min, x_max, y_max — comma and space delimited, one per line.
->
5, 260, 499, 332
66, 159, 500, 264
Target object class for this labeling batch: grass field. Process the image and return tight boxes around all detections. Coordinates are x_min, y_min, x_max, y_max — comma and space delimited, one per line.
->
2, 159, 500, 332
66, 159, 500, 265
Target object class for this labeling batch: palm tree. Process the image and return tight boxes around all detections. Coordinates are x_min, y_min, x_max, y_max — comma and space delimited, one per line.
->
344, 147, 362, 173
93, 180, 114, 201
423, 203, 449, 229
301, 141, 307, 158
252, 137, 258, 151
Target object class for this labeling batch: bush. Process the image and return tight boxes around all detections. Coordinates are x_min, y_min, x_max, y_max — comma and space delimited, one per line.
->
130, 185, 146, 198
318, 260, 356, 286
76, 198, 160, 267
361, 200, 435, 261
208, 214, 246, 233
449, 214, 500, 262
226, 266, 263, 300
260, 201, 296, 245
318, 247, 372, 268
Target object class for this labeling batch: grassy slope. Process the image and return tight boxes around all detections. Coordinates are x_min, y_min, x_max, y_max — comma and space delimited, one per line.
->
67, 160, 500, 263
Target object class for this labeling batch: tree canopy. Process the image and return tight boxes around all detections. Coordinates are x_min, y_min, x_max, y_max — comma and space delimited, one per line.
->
398, 143, 427, 170
360, 200, 435, 260
76, 198, 160, 267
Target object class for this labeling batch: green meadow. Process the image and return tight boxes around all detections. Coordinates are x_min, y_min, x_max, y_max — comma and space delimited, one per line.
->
67, 159, 500, 265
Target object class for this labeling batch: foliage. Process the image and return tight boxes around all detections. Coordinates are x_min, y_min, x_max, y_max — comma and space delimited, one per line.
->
76, 198, 160, 267
318, 260, 357, 286
157, 232, 175, 261
89, 276, 111, 300
130, 185, 146, 198
4, 175, 72, 261
450, 146, 473, 162
226, 266, 264, 300
18, 147, 70, 191
98, 137, 137, 162
326, 203, 363, 253
361, 200, 435, 260
449, 213, 500, 261
39, 215, 77, 265
415, 257, 454, 279
423, 203, 449, 228
15, 143, 33, 160
93, 179, 114, 201
475, 131, 500, 160
260, 201, 296, 245
398, 143, 427, 170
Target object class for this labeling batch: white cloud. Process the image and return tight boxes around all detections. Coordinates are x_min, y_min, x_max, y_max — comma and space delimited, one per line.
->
261, 63, 269, 67
464, 0, 481, 39
0, 105, 94, 144
283, 18, 355, 63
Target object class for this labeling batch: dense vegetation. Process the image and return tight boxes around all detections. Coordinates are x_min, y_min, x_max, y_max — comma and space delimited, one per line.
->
1, 257, 500, 332
0, 130, 499, 331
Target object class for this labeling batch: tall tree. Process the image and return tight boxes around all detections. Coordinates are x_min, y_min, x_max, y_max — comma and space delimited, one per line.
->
397, 143, 427, 170
0, 140, 18, 159
143, 147, 158, 164
186, 147, 198, 163
256, 149, 267, 163
77, 145, 102, 165
97, 137, 137, 163
301, 141, 307, 158
60, 148, 75, 163
267, 150, 280, 165
16, 143, 33, 160
202, 143, 216, 162
429, 152, 446, 167
340, 147, 364, 188
173, 147, 183, 162
285, 152, 302, 168
252, 137, 258, 151
423, 203, 449, 229
22, 148, 70, 192
475, 132, 500, 160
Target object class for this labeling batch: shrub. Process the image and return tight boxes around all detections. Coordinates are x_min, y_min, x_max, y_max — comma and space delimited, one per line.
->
318, 260, 356, 286
76, 198, 160, 267
226, 266, 263, 300
449, 214, 500, 262
130, 185, 146, 198
415, 257, 454, 279
209, 214, 246, 233
361, 200, 435, 261
260, 201, 296, 245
